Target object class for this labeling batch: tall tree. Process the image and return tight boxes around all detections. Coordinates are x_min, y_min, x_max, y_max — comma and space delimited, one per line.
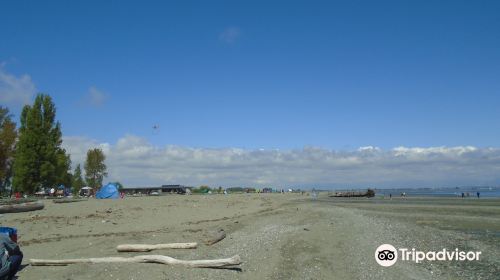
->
72, 164, 85, 195
12, 94, 71, 193
55, 150, 72, 187
0, 107, 17, 193
84, 148, 107, 190
113, 181, 124, 191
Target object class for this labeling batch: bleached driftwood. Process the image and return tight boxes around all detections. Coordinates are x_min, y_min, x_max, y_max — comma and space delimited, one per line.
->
204, 229, 226, 246
116, 243, 198, 252
30, 254, 241, 268
0, 198, 37, 205
52, 199, 86, 204
0, 201, 44, 214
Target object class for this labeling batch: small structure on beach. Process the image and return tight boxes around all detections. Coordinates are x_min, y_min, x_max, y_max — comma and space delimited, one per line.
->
95, 183, 120, 199
161, 185, 190, 194
122, 184, 191, 195
79, 186, 93, 197
330, 189, 375, 198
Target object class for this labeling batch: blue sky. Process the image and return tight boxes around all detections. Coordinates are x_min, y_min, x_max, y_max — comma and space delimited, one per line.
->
1, 1, 500, 187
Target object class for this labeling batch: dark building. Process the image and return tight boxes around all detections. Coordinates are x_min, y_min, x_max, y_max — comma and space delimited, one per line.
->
161, 185, 190, 194
122, 184, 191, 195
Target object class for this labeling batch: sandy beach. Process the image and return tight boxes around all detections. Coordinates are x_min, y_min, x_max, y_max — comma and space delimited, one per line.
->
3, 193, 499, 279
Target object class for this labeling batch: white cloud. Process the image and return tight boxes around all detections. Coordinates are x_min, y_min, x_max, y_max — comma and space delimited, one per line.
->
85, 86, 108, 107
62, 136, 110, 168
219, 27, 241, 43
0, 63, 36, 106
62, 135, 500, 188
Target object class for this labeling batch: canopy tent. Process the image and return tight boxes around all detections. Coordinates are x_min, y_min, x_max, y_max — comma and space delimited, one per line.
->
79, 186, 93, 197
95, 183, 119, 199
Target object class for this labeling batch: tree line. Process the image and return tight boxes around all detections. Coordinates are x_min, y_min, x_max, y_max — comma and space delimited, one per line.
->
0, 94, 109, 196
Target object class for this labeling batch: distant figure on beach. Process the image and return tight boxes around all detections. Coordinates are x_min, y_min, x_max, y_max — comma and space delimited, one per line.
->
311, 189, 318, 200
461, 192, 465, 198
477, 192, 480, 199
389, 193, 392, 200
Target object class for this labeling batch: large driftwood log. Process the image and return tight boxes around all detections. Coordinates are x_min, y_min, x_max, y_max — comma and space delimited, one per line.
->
30, 254, 241, 268
52, 199, 86, 204
117, 243, 198, 252
0, 201, 44, 214
0, 198, 37, 205
204, 229, 226, 246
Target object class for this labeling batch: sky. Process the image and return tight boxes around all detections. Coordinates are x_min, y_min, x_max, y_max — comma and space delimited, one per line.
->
1, 1, 500, 188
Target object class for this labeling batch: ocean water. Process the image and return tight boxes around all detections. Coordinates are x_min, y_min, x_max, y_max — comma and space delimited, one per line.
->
376, 187, 500, 198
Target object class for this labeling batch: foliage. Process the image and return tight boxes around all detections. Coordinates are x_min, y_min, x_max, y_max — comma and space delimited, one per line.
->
72, 164, 85, 195
226, 187, 244, 193
113, 181, 124, 191
56, 151, 72, 188
12, 94, 71, 194
0, 107, 17, 193
84, 148, 107, 190
192, 185, 211, 194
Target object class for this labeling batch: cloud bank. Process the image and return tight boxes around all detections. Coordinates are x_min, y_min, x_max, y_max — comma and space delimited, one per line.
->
62, 135, 500, 188
0, 63, 36, 107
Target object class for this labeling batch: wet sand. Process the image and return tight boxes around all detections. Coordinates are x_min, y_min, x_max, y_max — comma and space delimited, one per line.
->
3, 194, 499, 279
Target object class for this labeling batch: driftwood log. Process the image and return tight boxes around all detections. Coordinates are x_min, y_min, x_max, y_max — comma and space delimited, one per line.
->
30, 254, 241, 268
0, 198, 38, 205
117, 243, 198, 252
52, 199, 86, 204
0, 201, 44, 214
204, 229, 226, 246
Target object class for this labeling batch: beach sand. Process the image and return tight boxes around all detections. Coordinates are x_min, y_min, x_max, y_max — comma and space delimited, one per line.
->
3, 193, 500, 279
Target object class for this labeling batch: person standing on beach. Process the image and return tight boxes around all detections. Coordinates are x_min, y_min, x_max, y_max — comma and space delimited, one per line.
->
0, 234, 23, 280
477, 192, 480, 199
461, 192, 465, 198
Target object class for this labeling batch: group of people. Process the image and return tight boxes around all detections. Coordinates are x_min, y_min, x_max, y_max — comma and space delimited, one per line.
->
386, 192, 407, 199
461, 192, 480, 198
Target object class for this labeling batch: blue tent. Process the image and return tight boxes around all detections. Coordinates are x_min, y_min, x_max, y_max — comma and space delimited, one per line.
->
95, 183, 119, 199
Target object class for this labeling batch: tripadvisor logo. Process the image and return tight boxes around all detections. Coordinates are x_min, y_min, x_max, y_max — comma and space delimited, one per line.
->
375, 244, 481, 267
375, 244, 398, 267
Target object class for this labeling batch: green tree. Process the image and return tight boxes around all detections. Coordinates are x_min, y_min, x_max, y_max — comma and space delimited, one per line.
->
84, 148, 107, 190
12, 94, 71, 194
0, 107, 17, 193
56, 151, 72, 187
193, 185, 210, 194
72, 164, 85, 195
113, 181, 124, 191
